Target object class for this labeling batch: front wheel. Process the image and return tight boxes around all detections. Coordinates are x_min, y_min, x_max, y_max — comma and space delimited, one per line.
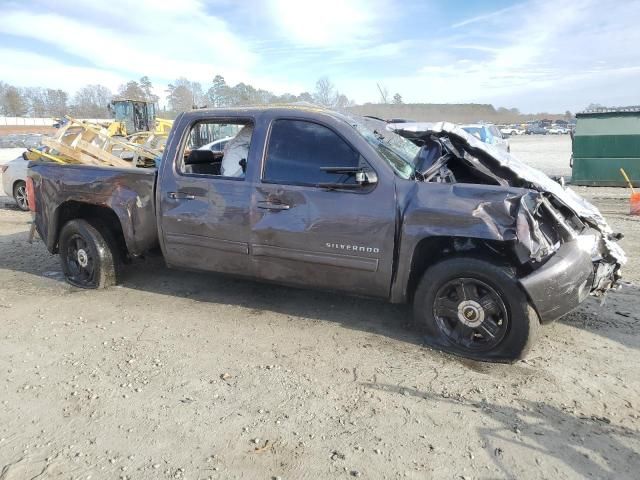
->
13, 181, 29, 211
413, 257, 539, 362
59, 219, 119, 289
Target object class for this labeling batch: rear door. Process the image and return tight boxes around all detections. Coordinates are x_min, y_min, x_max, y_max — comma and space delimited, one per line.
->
250, 116, 397, 298
157, 116, 256, 275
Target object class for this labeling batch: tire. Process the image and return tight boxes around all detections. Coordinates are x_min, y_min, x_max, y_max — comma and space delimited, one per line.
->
413, 257, 539, 362
59, 219, 119, 289
13, 181, 29, 211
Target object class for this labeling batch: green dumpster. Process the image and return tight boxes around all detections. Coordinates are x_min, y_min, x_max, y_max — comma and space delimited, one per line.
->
572, 108, 640, 186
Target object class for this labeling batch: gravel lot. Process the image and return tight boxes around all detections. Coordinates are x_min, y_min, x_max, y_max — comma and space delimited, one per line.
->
1, 136, 639, 479
509, 134, 573, 178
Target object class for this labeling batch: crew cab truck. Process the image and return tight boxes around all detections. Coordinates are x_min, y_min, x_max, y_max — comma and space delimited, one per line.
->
27, 106, 624, 362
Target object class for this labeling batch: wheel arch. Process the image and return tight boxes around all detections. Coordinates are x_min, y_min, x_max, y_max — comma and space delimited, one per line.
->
12, 178, 26, 191
52, 201, 127, 259
397, 235, 522, 303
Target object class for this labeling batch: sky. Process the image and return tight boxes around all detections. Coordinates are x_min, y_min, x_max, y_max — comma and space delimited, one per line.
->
0, 0, 638, 113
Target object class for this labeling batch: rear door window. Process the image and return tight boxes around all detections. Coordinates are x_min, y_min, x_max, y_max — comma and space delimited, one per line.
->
263, 119, 360, 186
178, 121, 252, 178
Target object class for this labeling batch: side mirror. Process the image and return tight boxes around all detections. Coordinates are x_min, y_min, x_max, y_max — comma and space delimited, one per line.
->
318, 166, 378, 190
355, 170, 378, 185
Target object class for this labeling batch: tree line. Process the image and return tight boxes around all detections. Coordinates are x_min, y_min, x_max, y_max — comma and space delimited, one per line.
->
1, 74, 573, 123
0, 75, 358, 119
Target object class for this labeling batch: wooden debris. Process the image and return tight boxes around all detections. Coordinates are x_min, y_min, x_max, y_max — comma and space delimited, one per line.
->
35, 116, 166, 169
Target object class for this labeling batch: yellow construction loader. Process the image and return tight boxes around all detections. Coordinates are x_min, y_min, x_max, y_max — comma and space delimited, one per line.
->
107, 99, 155, 136
107, 99, 173, 137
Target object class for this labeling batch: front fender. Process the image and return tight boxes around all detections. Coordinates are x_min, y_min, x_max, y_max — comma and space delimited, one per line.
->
390, 182, 529, 303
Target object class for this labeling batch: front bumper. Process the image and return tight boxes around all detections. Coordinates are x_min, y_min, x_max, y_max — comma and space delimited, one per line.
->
519, 239, 597, 323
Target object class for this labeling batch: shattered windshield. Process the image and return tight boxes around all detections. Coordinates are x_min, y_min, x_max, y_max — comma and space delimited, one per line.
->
350, 116, 418, 179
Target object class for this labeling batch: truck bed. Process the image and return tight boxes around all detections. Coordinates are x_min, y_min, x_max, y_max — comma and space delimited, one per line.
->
29, 162, 158, 256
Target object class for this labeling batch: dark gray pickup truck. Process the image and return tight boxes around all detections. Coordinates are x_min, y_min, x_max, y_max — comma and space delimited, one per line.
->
27, 106, 626, 361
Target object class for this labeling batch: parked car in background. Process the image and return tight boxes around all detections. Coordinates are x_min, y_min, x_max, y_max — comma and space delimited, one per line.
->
500, 126, 524, 136
460, 124, 510, 152
1, 153, 29, 211
198, 136, 233, 152
548, 125, 570, 135
525, 124, 548, 135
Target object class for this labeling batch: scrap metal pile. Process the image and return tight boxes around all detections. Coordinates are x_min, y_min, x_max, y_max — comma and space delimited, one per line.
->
25, 116, 170, 168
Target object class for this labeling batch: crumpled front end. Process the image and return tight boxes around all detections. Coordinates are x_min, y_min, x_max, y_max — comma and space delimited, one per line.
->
392, 121, 625, 318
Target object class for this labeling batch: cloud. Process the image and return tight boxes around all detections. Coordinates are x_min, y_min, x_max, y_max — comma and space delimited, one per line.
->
391, 0, 640, 111
267, 0, 384, 48
0, 0, 255, 87
0, 47, 127, 93
1, 0, 639, 112
451, 3, 523, 28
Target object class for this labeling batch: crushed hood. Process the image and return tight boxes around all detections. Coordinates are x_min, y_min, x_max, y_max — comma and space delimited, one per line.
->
390, 121, 627, 268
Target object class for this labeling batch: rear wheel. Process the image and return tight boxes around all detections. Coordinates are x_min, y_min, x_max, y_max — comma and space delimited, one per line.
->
59, 219, 119, 289
413, 257, 539, 362
13, 181, 29, 211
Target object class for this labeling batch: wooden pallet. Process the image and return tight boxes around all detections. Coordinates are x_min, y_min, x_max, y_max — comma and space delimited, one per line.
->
39, 117, 163, 168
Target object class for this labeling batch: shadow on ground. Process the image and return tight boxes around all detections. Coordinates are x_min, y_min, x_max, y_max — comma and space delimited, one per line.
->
364, 382, 640, 479
1, 225, 638, 355
0, 229, 424, 354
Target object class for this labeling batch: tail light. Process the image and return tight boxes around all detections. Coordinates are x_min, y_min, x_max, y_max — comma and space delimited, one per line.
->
0, 165, 7, 173
26, 176, 36, 212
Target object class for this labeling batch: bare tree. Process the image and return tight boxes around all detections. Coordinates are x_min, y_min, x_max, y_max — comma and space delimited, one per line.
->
334, 93, 351, 108
72, 84, 112, 118
45, 89, 69, 117
24, 87, 47, 116
392, 93, 403, 105
314, 77, 336, 107
166, 78, 205, 113
1, 85, 28, 116
377, 83, 389, 104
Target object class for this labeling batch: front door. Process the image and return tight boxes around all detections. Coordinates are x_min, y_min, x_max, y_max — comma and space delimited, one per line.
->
250, 118, 396, 298
158, 119, 254, 275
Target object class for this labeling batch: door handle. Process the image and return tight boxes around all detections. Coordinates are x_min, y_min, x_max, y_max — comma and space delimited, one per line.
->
167, 192, 196, 200
257, 201, 290, 210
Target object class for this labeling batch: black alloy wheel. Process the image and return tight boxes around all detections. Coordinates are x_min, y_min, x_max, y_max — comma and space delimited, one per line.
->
413, 257, 539, 362
64, 233, 97, 287
59, 219, 119, 289
433, 277, 509, 352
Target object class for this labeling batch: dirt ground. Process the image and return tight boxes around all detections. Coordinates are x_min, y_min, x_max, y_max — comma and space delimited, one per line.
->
1, 136, 639, 479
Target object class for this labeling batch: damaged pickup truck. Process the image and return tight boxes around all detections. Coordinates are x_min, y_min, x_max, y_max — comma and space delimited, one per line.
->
27, 106, 625, 362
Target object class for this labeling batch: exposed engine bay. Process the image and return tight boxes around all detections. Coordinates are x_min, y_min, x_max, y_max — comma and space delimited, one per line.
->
390, 121, 626, 295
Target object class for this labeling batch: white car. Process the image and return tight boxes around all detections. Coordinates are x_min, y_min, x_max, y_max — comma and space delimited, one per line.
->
1, 154, 30, 211
500, 126, 524, 136
548, 126, 570, 134
198, 136, 233, 152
